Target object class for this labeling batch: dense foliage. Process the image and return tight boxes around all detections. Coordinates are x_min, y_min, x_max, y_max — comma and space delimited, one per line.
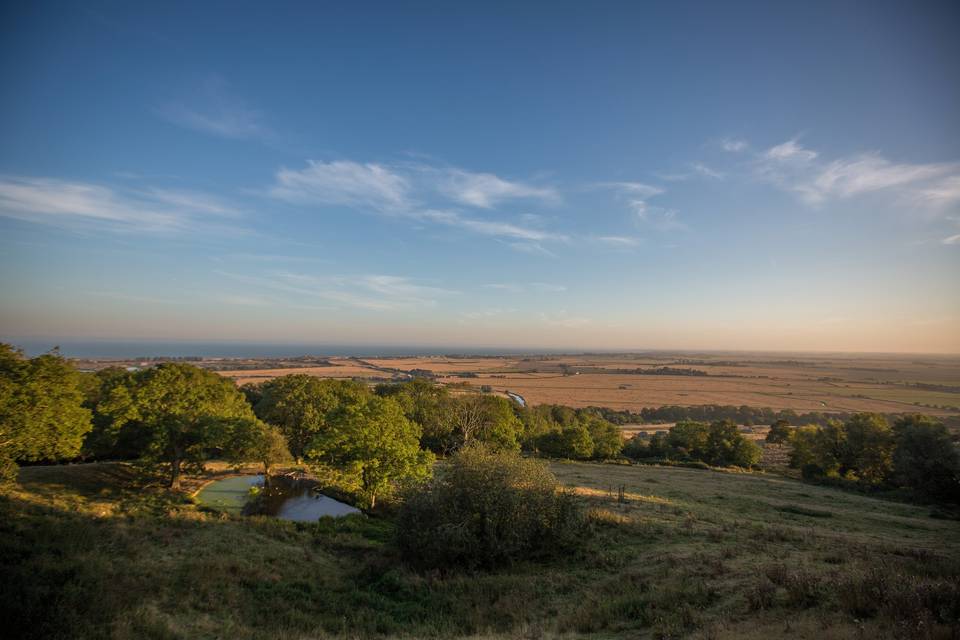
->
785, 413, 960, 501
253, 375, 369, 461
309, 395, 433, 508
396, 445, 585, 569
522, 405, 624, 460
0, 344, 92, 483
95, 363, 262, 488
593, 404, 863, 428
375, 381, 624, 460
623, 419, 762, 468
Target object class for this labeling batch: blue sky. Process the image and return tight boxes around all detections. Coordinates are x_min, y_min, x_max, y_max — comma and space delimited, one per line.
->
1, 1, 958, 353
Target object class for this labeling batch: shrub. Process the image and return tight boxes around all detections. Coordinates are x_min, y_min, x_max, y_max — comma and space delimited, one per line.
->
395, 444, 585, 570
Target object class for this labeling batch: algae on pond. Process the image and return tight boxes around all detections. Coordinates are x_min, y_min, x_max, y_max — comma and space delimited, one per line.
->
195, 474, 263, 516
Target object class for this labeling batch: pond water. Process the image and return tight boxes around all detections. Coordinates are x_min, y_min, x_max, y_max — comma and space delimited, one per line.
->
195, 475, 263, 516
195, 474, 360, 521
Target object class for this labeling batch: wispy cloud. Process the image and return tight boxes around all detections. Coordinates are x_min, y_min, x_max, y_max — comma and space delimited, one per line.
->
599, 181, 687, 231
691, 162, 723, 179
720, 138, 748, 152
764, 138, 818, 163
593, 235, 642, 247
917, 176, 960, 209
271, 160, 411, 212
157, 76, 271, 141
942, 234, 960, 245
597, 182, 664, 197
627, 199, 686, 231
436, 168, 559, 208
505, 241, 557, 257
0, 176, 245, 233
146, 188, 240, 216
215, 270, 459, 311
807, 154, 957, 204
268, 158, 565, 246
754, 138, 960, 208
417, 209, 566, 242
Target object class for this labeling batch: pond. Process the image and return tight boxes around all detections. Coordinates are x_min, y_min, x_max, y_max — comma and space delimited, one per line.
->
195, 474, 360, 521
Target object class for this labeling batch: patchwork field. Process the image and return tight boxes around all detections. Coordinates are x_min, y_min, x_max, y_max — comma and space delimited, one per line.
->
73, 351, 960, 417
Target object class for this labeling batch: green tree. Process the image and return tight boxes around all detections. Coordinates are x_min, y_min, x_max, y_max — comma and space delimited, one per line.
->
221, 418, 291, 478
892, 415, 960, 501
516, 405, 557, 451
667, 420, 710, 460
705, 420, 761, 467
255, 375, 369, 461
788, 425, 823, 477
309, 395, 433, 508
583, 415, 623, 459
82, 367, 148, 459
376, 379, 453, 453
99, 363, 256, 489
766, 419, 793, 445
449, 394, 521, 452
646, 431, 669, 458
0, 344, 92, 483
842, 413, 894, 485
813, 419, 846, 478
537, 424, 594, 460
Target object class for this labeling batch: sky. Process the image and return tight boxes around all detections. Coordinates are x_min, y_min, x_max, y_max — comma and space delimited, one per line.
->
1, 0, 959, 354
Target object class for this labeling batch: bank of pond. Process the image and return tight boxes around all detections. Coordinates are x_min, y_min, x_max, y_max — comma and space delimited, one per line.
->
195, 474, 360, 521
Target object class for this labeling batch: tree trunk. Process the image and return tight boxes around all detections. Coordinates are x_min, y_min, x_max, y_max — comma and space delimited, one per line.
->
369, 492, 376, 509
170, 450, 182, 490
170, 460, 181, 489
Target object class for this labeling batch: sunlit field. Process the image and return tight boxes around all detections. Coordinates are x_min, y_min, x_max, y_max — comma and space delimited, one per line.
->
197, 353, 960, 416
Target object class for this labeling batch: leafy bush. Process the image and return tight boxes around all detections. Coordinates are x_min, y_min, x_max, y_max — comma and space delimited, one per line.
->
395, 445, 585, 570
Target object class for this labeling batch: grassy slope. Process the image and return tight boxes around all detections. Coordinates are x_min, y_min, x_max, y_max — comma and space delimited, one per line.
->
3, 461, 959, 640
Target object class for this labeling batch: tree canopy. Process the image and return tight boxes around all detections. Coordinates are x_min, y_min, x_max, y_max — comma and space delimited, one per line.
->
98, 363, 257, 488
309, 395, 433, 508
0, 344, 92, 483
253, 375, 369, 461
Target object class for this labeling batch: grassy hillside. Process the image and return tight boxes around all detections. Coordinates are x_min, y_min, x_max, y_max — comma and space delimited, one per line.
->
3, 461, 959, 639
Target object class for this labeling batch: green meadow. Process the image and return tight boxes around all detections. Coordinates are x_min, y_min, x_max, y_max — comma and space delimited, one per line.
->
4, 460, 958, 640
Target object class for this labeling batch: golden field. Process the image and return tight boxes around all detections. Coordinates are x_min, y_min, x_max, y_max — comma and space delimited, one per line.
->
207, 352, 960, 417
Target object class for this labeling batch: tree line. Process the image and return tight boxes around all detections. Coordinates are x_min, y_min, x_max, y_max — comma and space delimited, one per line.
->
623, 419, 762, 467
3, 343, 957, 506
767, 414, 960, 502
596, 404, 868, 428
0, 346, 627, 505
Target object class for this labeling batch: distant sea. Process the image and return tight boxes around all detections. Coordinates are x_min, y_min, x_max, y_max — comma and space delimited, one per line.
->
9, 339, 576, 359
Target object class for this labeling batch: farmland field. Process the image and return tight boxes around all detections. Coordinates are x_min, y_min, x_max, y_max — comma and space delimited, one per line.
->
205, 352, 960, 417
71, 351, 960, 417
